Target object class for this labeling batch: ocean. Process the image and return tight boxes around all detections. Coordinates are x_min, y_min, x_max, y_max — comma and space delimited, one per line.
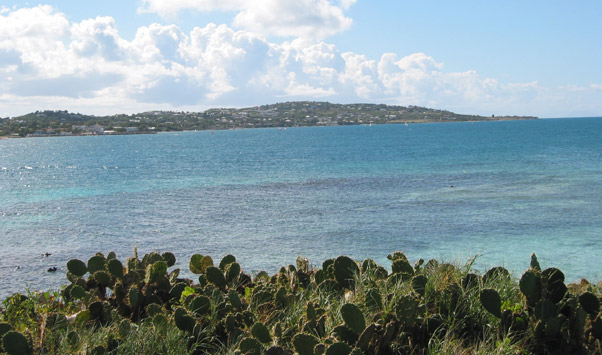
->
1, 117, 601, 298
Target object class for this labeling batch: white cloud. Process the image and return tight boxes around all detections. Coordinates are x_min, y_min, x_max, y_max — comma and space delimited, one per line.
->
137, 0, 244, 17
590, 83, 602, 91
339, 0, 357, 10
283, 82, 336, 98
1, 6, 601, 118
138, 0, 352, 39
70, 17, 127, 61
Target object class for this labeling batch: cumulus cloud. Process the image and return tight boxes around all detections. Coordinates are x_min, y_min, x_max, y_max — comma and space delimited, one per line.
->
138, 0, 353, 39
1, 5, 601, 118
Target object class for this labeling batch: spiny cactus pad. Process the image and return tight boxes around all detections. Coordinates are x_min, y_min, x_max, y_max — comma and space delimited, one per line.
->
341, 303, 366, 334
543, 268, 567, 304
334, 256, 359, 290
206, 266, 227, 288
480, 288, 501, 318
251, 322, 272, 343
225, 262, 241, 283
292, 333, 320, 355
391, 259, 414, 275
174, 308, 195, 332
411, 275, 427, 296
240, 337, 262, 355
519, 270, 542, 305
161, 252, 176, 267
188, 295, 211, 316
87, 255, 106, 274
107, 259, 123, 278
67, 259, 87, 277
578, 292, 600, 316
219, 254, 236, 270
326, 342, 352, 355
93, 271, 112, 287
70, 285, 86, 299
2, 330, 30, 355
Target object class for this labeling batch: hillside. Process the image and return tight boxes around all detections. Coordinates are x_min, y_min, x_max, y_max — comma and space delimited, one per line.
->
0, 101, 537, 137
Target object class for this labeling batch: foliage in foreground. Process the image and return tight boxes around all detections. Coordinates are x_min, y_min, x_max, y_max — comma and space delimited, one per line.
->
1, 250, 602, 354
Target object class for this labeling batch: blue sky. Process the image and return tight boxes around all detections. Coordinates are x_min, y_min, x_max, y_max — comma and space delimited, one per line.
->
1, 1, 601, 117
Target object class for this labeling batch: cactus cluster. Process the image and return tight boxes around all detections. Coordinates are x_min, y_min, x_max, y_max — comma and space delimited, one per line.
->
1, 250, 601, 354
477, 253, 602, 353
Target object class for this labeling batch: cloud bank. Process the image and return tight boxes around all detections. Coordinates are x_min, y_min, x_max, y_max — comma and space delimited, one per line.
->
0, 5, 600, 117
138, 0, 355, 39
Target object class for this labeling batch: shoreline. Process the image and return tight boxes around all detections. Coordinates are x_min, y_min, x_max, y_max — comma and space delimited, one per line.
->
0, 116, 538, 139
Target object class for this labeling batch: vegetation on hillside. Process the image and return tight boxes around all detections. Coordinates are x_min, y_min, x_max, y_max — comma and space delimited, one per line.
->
2, 250, 599, 354
0, 101, 537, 137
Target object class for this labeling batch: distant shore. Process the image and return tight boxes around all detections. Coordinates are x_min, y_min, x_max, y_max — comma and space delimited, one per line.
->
0, 115, 537, 139
0, 101, 538, 138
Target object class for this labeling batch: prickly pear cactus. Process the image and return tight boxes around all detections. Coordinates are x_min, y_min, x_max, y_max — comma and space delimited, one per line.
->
334, 256, 359, 290
239, 337, 262, 355
578, 292, 600, 316
341, 303, 366, 334
542, 268, 567, 304
174, 308, 195, 333
87, 255, 106, 274
188, 295, 211, 316
161, 252, 176, 267
520, 270, 543, 306
67, 259, 87, 277
480, 288, 501, 318
219, 254, 236, 270
107, 259, 124, 278
225, 262, 241, 283
2, 331, 30, 355
251, 322, 272, 343
326, 342, 352, 355
206, 266, 227, 288
411, 275, 427, 296
292, 333, 320, 355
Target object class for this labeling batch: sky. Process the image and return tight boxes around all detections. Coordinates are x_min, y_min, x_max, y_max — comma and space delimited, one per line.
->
1, 1, 601, 118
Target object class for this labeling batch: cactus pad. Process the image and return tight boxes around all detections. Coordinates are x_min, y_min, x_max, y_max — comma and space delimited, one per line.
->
206, 266, 227, 288
219, 254, 236, 270
239, 337, 262, 355
161, 252, 176, 267
251, 322, 272, 343
334, 256, 359, 290
92, 271, 112, 287
519, 270, 542, 305
480, 288, 501, 318
67, 259, 87, 277
225, 262, 241, 283
341, 303, 366, 334
2, 331, 30, 355
87, 255, 106, 274
107, 259, 123, 278
292, 333, 320, 355
578, 291, 600, 316
326, 342, 352, 355
412, 275, 427, 296
188, 295, 211, 316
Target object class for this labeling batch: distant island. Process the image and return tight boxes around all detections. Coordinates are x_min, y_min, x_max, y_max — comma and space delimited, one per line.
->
0, 101, 537, 137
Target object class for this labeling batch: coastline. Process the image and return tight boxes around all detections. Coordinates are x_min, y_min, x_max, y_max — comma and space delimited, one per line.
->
0, 116, 538, 139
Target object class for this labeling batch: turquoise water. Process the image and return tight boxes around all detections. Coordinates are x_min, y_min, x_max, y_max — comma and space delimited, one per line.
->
1, 118, 601, 297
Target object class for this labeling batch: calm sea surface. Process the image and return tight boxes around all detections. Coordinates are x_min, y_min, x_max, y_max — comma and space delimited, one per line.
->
1, 118, 601, 298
